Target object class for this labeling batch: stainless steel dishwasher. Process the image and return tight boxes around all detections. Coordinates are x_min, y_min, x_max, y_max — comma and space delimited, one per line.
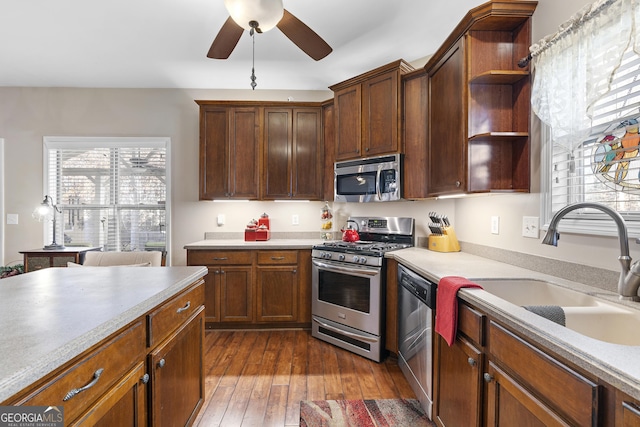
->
397, 264, 436, 419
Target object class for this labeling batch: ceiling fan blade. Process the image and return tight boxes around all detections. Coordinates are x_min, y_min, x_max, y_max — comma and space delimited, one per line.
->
207, 16, 244, 59
276, 9, 332, 61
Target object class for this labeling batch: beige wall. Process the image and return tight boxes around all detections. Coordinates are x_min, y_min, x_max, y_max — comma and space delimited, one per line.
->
1, 0, 626, 275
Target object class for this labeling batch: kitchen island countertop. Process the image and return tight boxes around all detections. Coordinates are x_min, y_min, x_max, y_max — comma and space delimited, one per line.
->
388, 247, 640, 401
0, 266, 207, 403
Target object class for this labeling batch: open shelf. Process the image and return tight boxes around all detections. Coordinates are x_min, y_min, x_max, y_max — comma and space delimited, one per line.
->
469, 70, 529, 85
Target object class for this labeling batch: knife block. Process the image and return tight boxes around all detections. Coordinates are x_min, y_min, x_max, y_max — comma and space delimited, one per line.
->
428, 226, 461, 252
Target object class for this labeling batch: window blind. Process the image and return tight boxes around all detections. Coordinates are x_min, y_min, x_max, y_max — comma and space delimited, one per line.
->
43, 137, 169, 255
548, 47, 640, 226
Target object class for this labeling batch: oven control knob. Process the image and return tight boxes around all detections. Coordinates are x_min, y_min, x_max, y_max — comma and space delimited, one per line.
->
322, 252, 331, 259
338, 254, 345, 261
352, 256, 360, 263
359, 257, 367, 264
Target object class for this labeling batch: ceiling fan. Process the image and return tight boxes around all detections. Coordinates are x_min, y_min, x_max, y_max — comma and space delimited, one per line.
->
207, 0, 333, 61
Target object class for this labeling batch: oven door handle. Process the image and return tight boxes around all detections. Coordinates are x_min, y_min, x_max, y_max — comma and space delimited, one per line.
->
312, 260, 380, 277
312, 317, 379, 343
376, 165, 383, 200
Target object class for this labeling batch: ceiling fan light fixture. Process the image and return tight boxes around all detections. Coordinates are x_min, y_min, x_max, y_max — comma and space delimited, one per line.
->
224, 0, 284, 32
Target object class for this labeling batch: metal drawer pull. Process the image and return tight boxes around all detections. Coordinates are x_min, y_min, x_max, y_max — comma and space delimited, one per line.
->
158, 358, 166, 368
467, 357, 476, 367
63, 368, 104, 401
271, 256, 285, 260
213, 257, 228, 261
176, 301, 191, 314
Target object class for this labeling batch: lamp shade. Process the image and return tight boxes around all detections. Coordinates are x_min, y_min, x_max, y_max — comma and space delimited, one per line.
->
224, 0, 284, 32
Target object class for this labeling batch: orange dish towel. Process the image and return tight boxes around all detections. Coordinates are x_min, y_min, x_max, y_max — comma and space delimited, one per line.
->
435, 276, 483, 346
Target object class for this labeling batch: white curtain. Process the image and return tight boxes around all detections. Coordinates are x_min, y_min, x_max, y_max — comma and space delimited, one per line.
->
531, 0, 638, 154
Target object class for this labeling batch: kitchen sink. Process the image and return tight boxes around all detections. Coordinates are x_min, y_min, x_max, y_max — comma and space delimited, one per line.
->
471, 278, 600, 307
470, 278, 640, 346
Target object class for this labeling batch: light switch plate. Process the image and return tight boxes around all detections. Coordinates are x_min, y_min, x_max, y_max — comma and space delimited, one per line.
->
522, 216, 539, 238
491, 216, 499, 235
217, 214, 225, 226
6, 213, 18, 225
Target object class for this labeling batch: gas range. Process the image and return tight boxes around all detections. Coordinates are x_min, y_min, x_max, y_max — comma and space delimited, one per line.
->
312, 216, 415, 267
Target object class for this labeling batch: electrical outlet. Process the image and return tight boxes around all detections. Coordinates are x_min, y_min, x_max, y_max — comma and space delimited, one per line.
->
522, 216, 539, 238
217, 214, 225, 226
491, 216, 500, 235
292, 214, 299, 225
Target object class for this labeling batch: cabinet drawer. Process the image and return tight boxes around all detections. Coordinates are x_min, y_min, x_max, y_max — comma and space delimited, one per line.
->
148, 281, 204, 347
257, 250, 298, 265
14, 320, 146, 424
489, 321, 599, 427
457, 302, 485, 346
187, 250, 253, 266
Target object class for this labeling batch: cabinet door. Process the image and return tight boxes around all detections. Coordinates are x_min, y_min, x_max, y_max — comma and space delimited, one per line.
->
70, 362, 147, 427
200, 107, 228, 199
485, 361, 571, 427
322, 101, 335, 201
220, 266, 253, 322
428, 38, 466, 196
204, 267, 220, 323
621, 401, 640, 427
150, 308, 204, 427
229, 107, 260, 199
434, 335, 482, 427
402, 70, 429, 199
263, 108, 293, 199
334, 84, 362, 160
362, 70, 399, 156
256, 265, 298, 322
292, 108, 322, 199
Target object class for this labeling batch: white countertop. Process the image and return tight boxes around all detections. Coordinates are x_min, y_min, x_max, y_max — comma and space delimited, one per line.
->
388, 247, 640, 400
184, 239, 325, 250
0, 266, 207, 403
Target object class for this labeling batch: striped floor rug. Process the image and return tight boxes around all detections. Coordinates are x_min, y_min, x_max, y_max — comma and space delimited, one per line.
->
299, 399, 435, 427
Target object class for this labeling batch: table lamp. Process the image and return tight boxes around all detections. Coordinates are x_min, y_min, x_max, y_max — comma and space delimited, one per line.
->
33, 195, 65, 250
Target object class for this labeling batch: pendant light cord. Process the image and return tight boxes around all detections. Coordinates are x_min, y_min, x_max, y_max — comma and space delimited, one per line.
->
250, 25, 257, 90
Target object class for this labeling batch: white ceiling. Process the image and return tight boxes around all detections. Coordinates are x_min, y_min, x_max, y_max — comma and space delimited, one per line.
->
0, 0, 483, 91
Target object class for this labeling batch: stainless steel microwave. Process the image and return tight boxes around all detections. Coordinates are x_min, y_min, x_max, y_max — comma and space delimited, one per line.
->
334, 154, 402, 203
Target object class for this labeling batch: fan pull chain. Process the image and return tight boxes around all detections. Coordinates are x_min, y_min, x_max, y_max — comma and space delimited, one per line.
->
250, 23, 257, 90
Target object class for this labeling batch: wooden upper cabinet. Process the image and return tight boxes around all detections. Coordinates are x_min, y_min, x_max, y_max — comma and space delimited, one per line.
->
322, 100, 335, 201
330, 60, 414, 161
428, 38, 466, 196
423, 0, 536, 196
402, 68, 429, 199
262, 107, 323, 200
197, 102, 260, 200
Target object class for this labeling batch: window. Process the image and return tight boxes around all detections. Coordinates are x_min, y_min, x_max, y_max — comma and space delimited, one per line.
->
543, 47, 640, 236
43, 137, 170, 256
537, 0, 640, 236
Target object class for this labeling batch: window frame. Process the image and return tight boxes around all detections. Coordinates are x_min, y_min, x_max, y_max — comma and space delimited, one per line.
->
42, 136, 171, 262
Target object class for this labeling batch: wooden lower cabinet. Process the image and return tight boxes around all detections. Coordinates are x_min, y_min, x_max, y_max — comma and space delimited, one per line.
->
619, 397, 640, 427
485, 361, 570, 427
433, 299, 608, 427
434, 335, 483, 427
149, 308, 204, 427
5, 279, 205, 427
187, 248, 311, 328
256, 250, 299, 322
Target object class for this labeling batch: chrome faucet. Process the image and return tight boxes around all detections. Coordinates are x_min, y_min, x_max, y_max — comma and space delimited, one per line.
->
542, 202, 640, 301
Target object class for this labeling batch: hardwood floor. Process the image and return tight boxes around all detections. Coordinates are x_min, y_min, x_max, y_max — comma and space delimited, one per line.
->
193, 329, 417, 427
